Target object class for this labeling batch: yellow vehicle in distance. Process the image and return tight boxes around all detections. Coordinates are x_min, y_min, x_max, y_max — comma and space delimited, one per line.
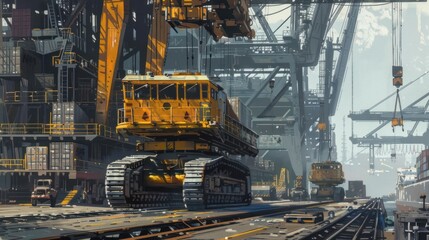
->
309, 161, 345, 202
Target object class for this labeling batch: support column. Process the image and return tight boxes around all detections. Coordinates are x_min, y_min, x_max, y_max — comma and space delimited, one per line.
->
284, 60, 305, 185
369, 144, 375, 171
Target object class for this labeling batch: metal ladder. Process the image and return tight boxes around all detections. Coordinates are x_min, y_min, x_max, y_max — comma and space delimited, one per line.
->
59, 66, 69, 101
47, 0, 59, 35
57, 37, 75, 102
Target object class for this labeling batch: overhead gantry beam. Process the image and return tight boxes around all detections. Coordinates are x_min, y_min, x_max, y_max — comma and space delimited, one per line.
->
350, 135, 429, 146
349, 110, 429, 121
361, 91, 429, 137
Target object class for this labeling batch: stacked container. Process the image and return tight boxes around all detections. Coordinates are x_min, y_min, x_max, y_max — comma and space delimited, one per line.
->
417, 149, 429, 181
347, 180, 366, 198
0, 47, 21, 75
11, 9, 31, 38
228, 97, 253, 129
50, 142, 71, 170
52, 102, 88, 134
49, 142, 88, 170
26, 146, 49, 170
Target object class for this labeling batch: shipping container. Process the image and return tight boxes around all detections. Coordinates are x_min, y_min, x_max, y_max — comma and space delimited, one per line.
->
11, 9, 31, 38
0, 47, 21, 75
417, 149, 429, 181
228, 97, 253, 129
49, 142, 88, 170
251, 185, 277, 200
51, 102, 89, 134
346, 180, 366, 198
52, 102, 88, 123
26, 146, 48, 170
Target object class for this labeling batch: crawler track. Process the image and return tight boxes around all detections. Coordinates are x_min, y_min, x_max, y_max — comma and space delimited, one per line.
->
305, 198, 384, 240
183, 157, 251, 210
106, 155, 183, 209
106, 154, 251, 210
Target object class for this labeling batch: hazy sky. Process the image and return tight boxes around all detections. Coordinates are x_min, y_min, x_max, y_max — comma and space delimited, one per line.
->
253, 3, 429, 196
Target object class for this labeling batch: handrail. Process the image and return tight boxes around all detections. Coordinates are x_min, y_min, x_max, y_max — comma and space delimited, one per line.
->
0, 159, 26, 170
53, 51, 77, 65
117, 106, 217, 125
0, 123, 118, 139
117, 106, 258, 147
4, 90, 59, 103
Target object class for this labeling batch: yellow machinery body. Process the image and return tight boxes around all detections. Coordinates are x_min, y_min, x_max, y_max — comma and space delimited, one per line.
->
274, 168, 288, 198
105, 73, 258, 209
117, 73, 258, 157
290, 175, 308, 201
309, 161, 345, 187
295, 175, 304, 189
309, 161, 345, 201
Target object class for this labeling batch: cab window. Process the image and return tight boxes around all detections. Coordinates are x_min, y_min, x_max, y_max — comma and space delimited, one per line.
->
124, 82, 133, 99
186, 83, 200, 99
159, 84, 177, 100
211, 89, 217, 100
202, 84, 208, 99
134, 84, 150, 99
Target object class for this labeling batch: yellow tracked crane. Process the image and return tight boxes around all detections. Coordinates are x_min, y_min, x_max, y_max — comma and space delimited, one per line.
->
98, 0, 257, 210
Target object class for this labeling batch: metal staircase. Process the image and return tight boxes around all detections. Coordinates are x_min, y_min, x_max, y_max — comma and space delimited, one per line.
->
60, 189, 78, 205
55, 31, 76, 102
54, 27, 98, 102
47, 0, 59, 35
47, 0, 76, 102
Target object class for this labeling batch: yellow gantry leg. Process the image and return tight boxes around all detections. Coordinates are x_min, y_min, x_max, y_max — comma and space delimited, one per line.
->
145, 0, 170, 75
96, 0, 129, 124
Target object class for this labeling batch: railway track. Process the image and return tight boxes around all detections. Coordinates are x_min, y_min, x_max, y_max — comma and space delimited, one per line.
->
34, 201, 333, 240
304, 198, 384, 240
0, 208, 155, 225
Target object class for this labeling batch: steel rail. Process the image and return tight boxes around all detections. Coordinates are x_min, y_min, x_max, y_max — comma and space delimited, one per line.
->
305, 199, 382, 240
0, 208, 153, 225
332, 200, 378, 240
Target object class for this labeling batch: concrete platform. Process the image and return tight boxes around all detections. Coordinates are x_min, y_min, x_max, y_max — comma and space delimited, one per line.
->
0, 200, 308, 239
184, 201, 363, 240
0, 200, 366, 239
